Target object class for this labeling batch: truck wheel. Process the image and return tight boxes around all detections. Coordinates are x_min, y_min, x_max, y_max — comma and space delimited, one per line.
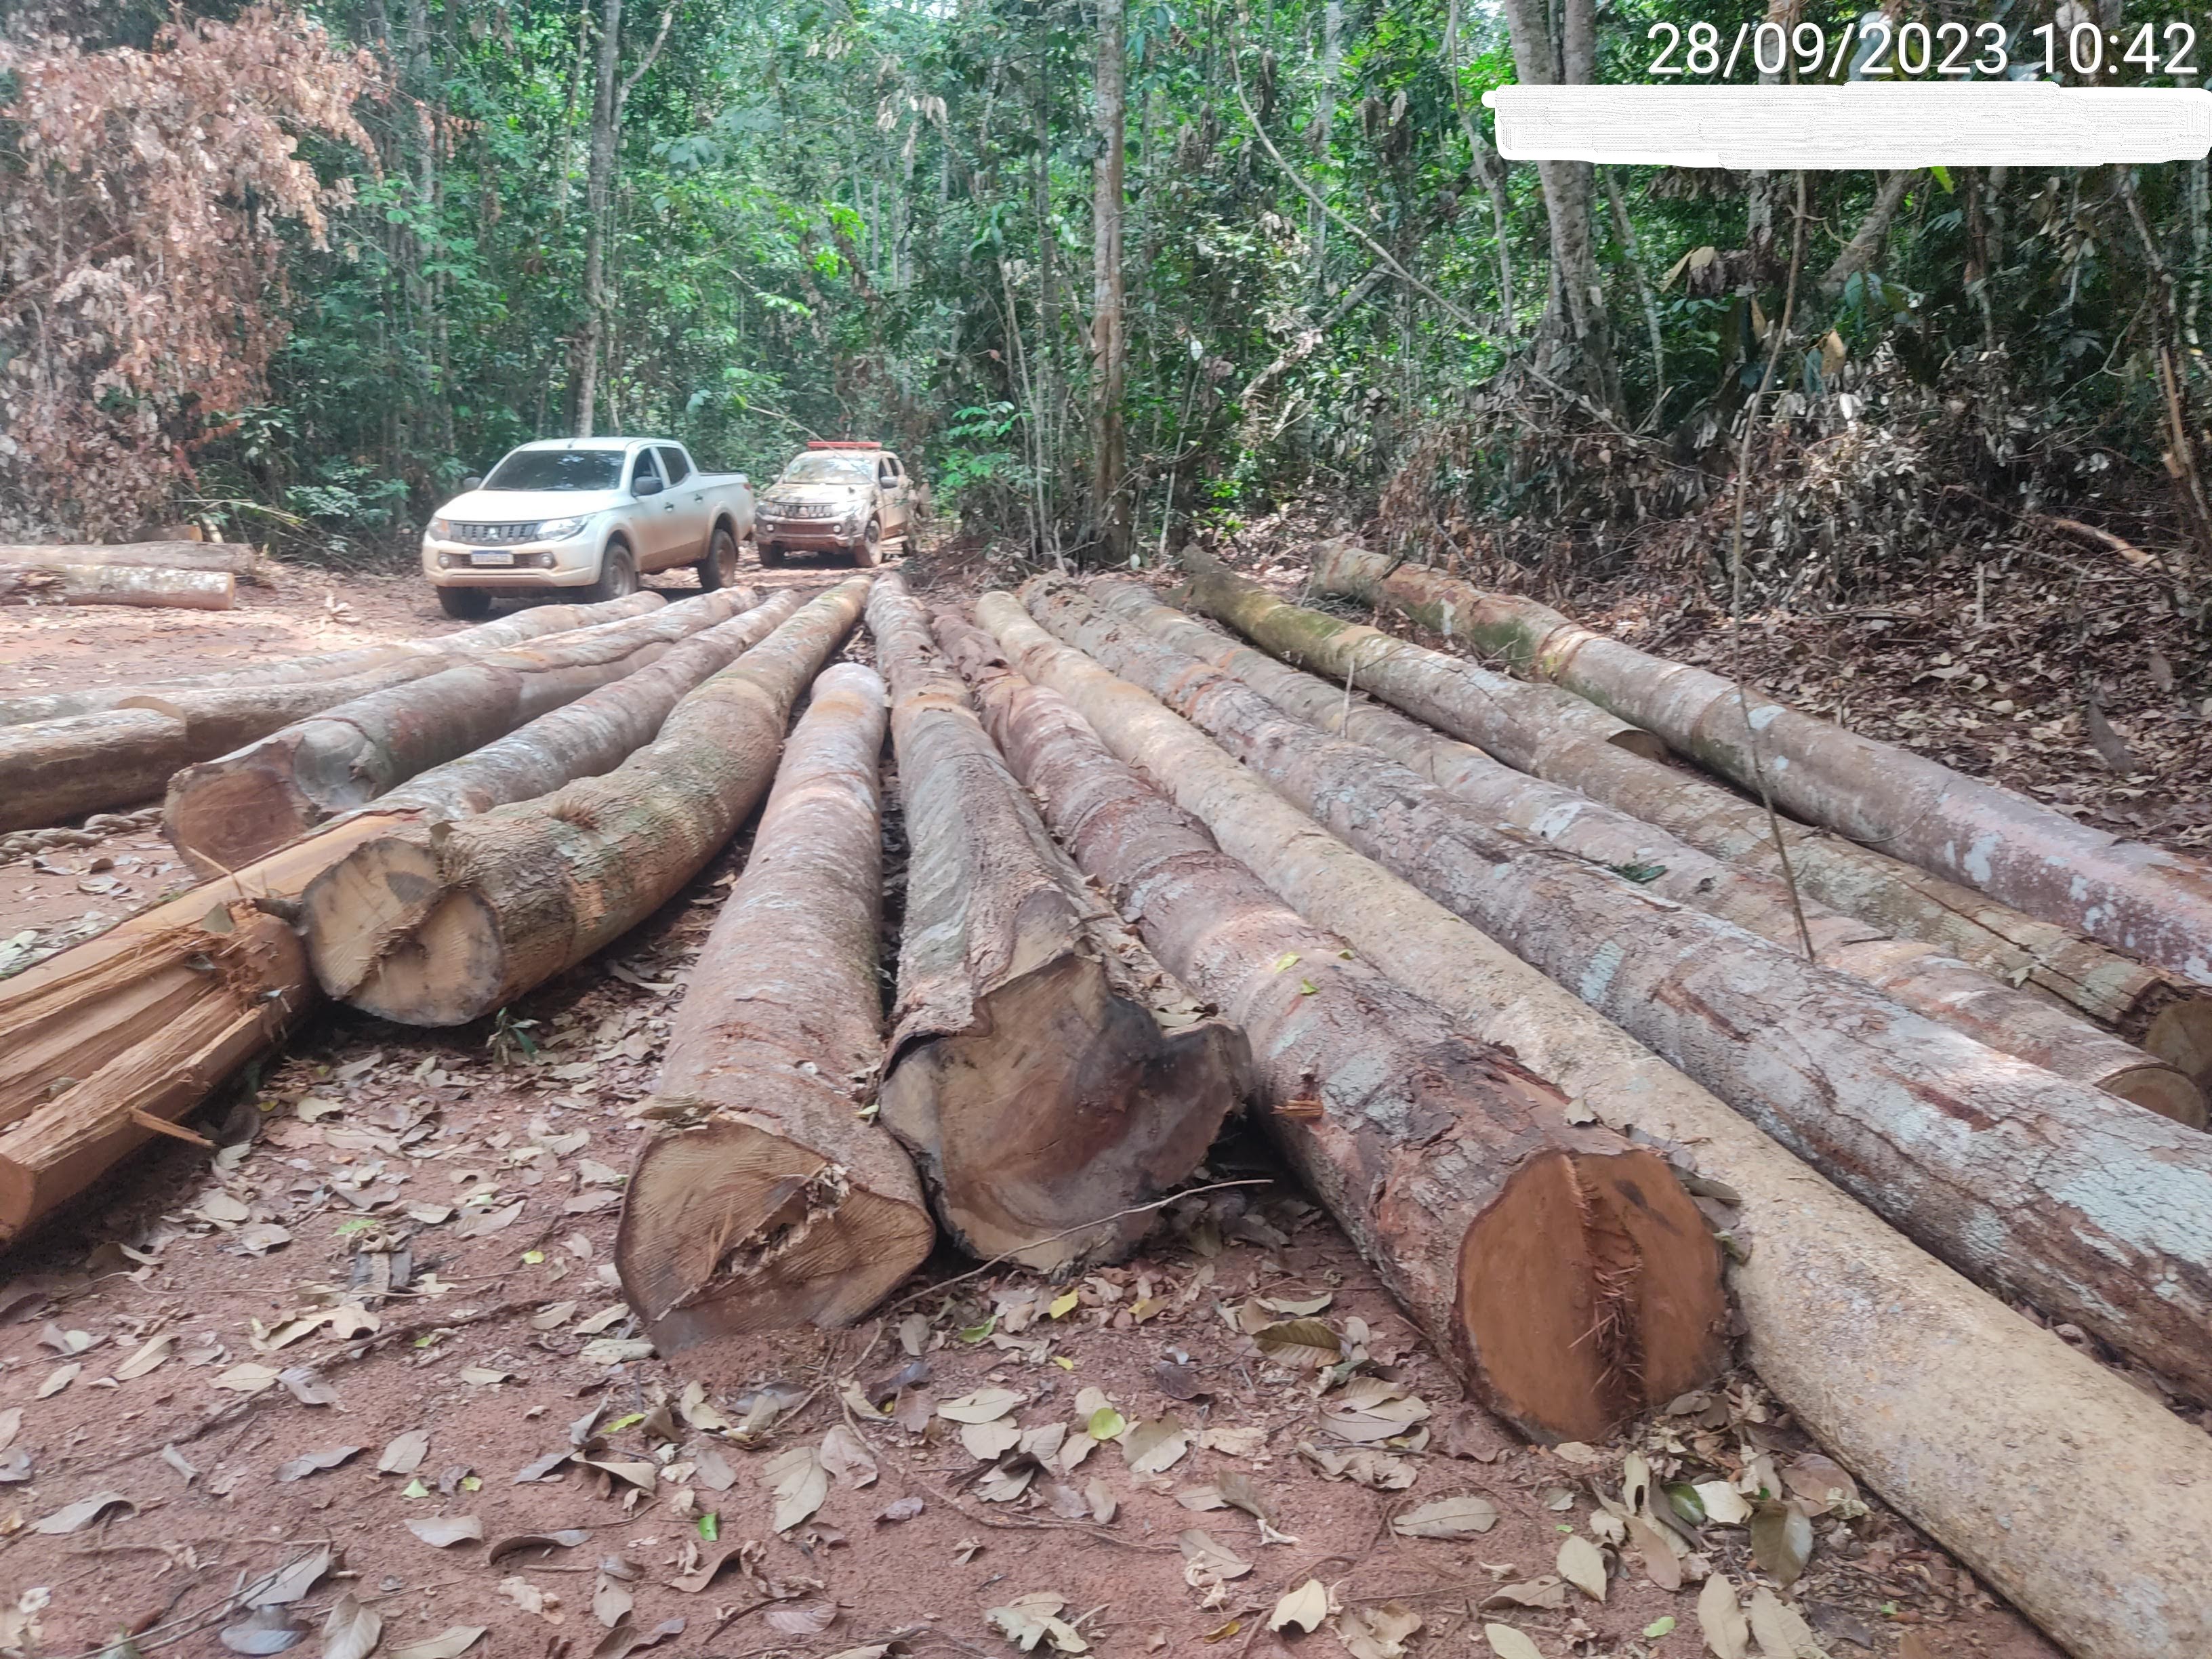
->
696, 525, 739, 590
855, 518, 882, 569
438, 588, 493, 620
583, 541, 638, 603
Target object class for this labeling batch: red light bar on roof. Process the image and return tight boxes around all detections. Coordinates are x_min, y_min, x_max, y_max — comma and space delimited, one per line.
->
806, 439, 882, 450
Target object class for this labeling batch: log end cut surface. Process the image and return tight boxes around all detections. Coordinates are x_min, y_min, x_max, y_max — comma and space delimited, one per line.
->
1458, 1145, 1727, 1445
301, 832, 508, 1026
880, 950, 1247, 1270
617, 1082, 937, 1351
165, 754, 314, 876
2143, 996, 2212, 1103
2104, 1060, 2210, 1128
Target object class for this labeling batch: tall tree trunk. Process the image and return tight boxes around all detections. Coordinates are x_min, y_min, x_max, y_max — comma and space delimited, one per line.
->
1820, 170, 1913, 295
1498, 0, 1618, 411
1088, 0, 1129, 565
573, 0, 623, 434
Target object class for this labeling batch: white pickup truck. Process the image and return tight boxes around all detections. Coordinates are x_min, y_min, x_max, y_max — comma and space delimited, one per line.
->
422, 437, 755, 618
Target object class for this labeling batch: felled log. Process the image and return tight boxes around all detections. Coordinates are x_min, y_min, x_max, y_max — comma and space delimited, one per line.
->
0, 591, 668, 831
0, 817, 393, 1241
303, 577, 874, 1027
164, 587, 757, 875
0, 565, 234, 610
617, 664, 933, 1345
1088, 577, 2202, 1125
1184, 549, 2212, 1091
1023, 581, 2212, 1397
0, 541, 261, 577
863, 574, 1244, 1270
0, 589, 664, 726
0, 598, 800, 1244
971, 593, 2212, 1659
952, 600, 1726, 1446
1312, 544, 2212, 986
369, 589, 803, 821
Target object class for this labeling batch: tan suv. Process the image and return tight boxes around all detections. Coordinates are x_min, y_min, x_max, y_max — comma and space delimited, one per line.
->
753, 441, 913, 566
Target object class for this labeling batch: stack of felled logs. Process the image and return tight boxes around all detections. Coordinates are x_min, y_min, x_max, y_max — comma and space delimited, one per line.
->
954, 554, 2212, 1659
12, 536, 2212, 1659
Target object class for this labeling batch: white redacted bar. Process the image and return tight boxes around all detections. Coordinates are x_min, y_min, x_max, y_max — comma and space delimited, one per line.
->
1483, 82, 2212, 168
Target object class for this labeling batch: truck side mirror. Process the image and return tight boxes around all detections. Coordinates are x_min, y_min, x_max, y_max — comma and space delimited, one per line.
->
634, 475, 665, 497
462, 476, 484, 491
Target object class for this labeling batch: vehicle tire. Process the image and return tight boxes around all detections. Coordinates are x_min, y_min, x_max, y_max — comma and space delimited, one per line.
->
583, 541, 639, 603
695, 524, 739, 590
855, 518, 882, 569
438, 587, 493, 620
759, 543, 785, 567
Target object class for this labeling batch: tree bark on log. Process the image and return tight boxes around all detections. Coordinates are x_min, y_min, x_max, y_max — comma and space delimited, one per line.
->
953, 598, 1727, 1446
1192, 548, 2212, 1089
617, 663, 933, 1347
0, 541, 261, 577
864, 574, 1244, 1270
0, 590, 665, 728
1021, 580, 2212, 1398
1088, 576, 2201, 1124
0, 817, 393, 1242
302, 577, 873, 1027
373, 588, 804, 821
0, 599, 789, 1245
967, 592, 2212, 1659
0, 592, 668, 830
1311, 544, 2212, 986
0, 565, 234, 610
164, 588, 756, 875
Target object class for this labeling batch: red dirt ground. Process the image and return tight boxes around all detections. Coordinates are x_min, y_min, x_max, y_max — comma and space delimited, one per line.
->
0, 550, 2069, 1659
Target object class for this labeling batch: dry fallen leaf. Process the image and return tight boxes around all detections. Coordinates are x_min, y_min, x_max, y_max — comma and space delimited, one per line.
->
275, 1444, 362, 1483
1391, 1494, 1498, 1538
1176, 1528, 1252, 1589
1122, 1416, 1190, 1475
819, 1423, 878, 1488
668, 1541, 754, 1595
406, 1516, 486, 1548
1698, 1574, 1751, 1659
765, 1441, 829, 1532
36, 1362, 79, 1398
763, 1602, 838, 1637
1748, 1587, 1826, 1659
378, 1429, 430, 1476
1268, 1580, 1329, 1633
1483, 1623, 1544, 1659
936, 1387, 1025, 1425
487, 1529, 589, 1566
31, 1490, 134, 1534
1695, 1479, 1753, 1525
1750, 1500, 1814, 1586
1338, 1604, 1422, 1659
322, 1592, 382, 1659
114, 1333, 173, 1380
1557, 1534, 1607, 1602
1252, 1317, 1339, 1368
986, 1591, 1088, 1654
389, 1629, 486, 1659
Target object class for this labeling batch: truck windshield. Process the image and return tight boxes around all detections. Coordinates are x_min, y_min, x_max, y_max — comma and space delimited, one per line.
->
781, 454, 874, 483
483, 449, 626, 491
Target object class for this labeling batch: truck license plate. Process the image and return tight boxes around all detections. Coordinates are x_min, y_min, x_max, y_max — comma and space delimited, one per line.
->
469, 550, 515, 567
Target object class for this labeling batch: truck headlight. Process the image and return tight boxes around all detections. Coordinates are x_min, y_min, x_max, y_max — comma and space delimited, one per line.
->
536, 514, 591, 540
429, 516, 452, 539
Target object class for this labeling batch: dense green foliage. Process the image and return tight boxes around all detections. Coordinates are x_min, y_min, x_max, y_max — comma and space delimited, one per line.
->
5, 0, 2209, 587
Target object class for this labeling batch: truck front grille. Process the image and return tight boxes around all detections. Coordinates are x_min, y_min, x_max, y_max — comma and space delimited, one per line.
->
452, 522, 539, 544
